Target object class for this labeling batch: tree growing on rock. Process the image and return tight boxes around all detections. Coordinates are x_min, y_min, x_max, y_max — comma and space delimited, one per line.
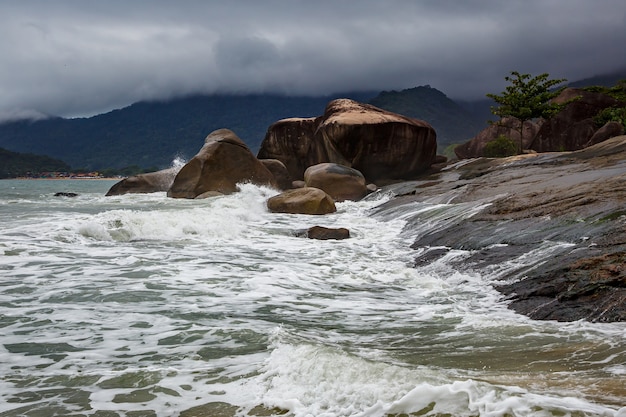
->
487, 71, 567, 153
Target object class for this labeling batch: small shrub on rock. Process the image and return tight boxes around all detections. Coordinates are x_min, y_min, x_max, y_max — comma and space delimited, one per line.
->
484, 135, 517, 157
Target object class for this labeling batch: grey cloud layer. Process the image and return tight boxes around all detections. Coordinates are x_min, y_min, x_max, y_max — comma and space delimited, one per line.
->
1, 0, 625, 119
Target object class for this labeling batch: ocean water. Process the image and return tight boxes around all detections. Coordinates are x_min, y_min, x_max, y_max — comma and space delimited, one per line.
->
0, 179, 624, 417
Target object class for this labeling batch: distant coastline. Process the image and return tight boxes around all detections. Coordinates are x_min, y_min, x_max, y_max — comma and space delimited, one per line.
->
6, 172, 121, 180
9, 177, 120, 180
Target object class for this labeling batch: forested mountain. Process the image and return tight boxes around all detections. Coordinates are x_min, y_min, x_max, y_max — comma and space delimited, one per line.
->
0, 92, 375, 171
0, 147, 71, 178
0, 88, 485, 171
567, 68, 626, 89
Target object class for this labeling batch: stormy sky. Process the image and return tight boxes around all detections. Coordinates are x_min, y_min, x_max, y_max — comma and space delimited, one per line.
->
1, 0, 625, 121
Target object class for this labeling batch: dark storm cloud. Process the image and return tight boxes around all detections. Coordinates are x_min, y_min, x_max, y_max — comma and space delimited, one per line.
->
1, 0, 625, 120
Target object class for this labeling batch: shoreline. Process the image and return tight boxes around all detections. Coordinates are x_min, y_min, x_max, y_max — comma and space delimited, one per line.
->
380, 135, 626, 322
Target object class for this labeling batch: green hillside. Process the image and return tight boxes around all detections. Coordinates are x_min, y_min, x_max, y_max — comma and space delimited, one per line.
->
0, 88, 483, 170
0, 93, 375, 171
0, 147, 71, 178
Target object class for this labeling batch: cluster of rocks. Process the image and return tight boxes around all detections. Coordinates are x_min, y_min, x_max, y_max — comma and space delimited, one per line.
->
107, 99, 438, 199
455, 87, 625, 158
258, 98, 437, 182
106, 98, 438, 238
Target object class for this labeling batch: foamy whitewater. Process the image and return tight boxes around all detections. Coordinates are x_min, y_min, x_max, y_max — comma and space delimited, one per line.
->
0, 179, 624, 417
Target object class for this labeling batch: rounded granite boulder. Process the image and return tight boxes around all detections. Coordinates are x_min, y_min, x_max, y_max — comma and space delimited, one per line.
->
168, 129, 276, 199
303, 163, 368, 202
266, 187, 336, 215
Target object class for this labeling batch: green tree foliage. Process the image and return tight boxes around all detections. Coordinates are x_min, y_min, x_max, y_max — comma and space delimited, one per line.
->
484, 135, 517, 158
586, 80, 626, 130
487, 71, 567, 153
583, 79, 626, 101
442, 143, 461, 161
594, 106, 626, 129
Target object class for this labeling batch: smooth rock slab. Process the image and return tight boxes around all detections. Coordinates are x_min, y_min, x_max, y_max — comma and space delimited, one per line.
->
380, 135, 626, 322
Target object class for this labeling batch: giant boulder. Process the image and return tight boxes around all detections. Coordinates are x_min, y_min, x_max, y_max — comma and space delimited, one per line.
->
258, 117, 321, 182
303, 163, 368, 202
106, 167, 179, 196
168, 129, 276, 199
530, 88, 622, 152
257, 99, 437, 183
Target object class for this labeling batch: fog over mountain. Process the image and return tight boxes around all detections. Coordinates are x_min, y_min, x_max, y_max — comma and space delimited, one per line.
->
1, 0, 625, 122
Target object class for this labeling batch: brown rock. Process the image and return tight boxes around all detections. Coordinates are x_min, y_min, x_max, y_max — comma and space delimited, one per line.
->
266, 187, 336, 215
454, 117, 541, 159
319, 99, 437, 181
585, 121, 625, 147
167, 129, 276, 199
257, 99, 437, 182
433, 154, 448, 164
530, 88, 621, 152
105, 167, 179, 196
257, 117, 320, 181
297, 226, 350, 240
303, 163, 368, 202
260, 159, 292, 190
498, 252, 626, 322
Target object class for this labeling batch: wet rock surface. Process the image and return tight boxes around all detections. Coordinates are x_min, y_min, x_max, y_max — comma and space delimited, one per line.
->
168, 129, 276, 198
377, 135, 626, 322
296, 226, 351, 240
106, 167, 179, 196
266, 187, 337, 215
498, 252, 626, 322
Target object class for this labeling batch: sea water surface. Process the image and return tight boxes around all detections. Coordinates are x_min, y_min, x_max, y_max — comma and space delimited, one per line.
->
0, 179, 624, 417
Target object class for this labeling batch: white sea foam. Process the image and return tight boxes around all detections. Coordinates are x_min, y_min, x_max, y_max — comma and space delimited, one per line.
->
0, 180, 624, 416
253, 332, 622, 417
170, 155, 187, 169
